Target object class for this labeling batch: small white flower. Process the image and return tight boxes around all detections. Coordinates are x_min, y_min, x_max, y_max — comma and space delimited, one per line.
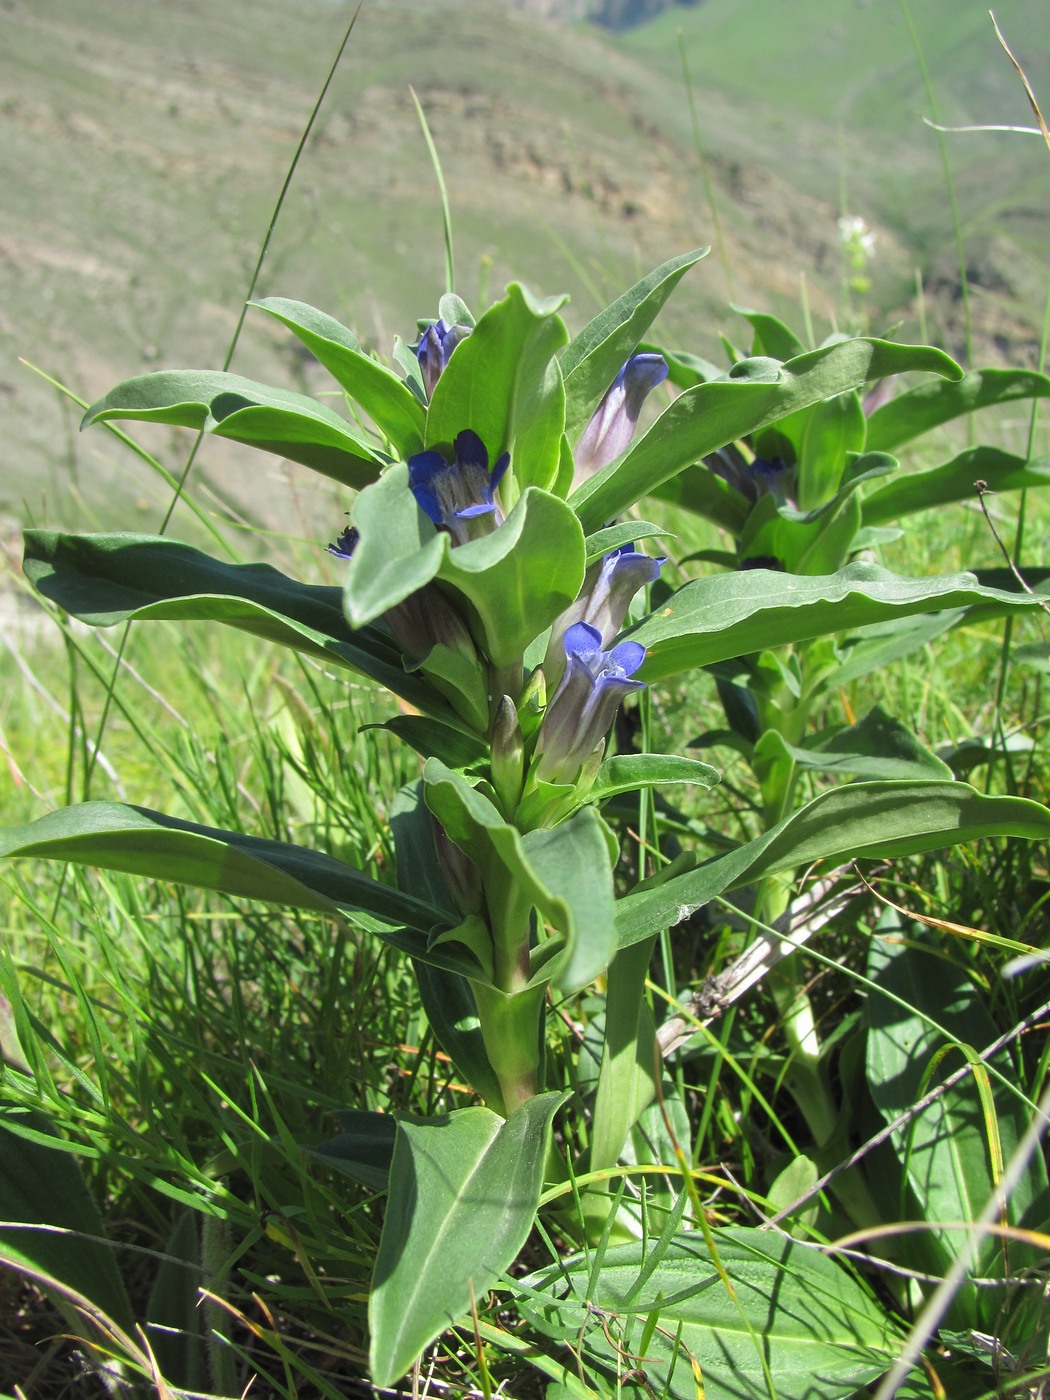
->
838, 214, 877, 258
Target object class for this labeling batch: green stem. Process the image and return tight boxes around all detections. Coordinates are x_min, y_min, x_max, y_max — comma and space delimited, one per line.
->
472, 981, 545, 1115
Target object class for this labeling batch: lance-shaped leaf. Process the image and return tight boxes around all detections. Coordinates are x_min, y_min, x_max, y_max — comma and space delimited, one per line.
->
867, 930, 1050, 1326
738, 453, 894, 575
390, 784, 504, 1108
250, 298, 426, 455
757, 706, 953, 782
571, 338, 960, 531
22, 530, 447, 717
615, 781, 1050, 948
423, 761, 615, 993
626, 563, 1050, 684
561, 248, 707, 441
305, 1110, 398, 1192
866, 367, 1050, 453
831, 610, 962, 688
521, 1227, 901, 1400
427, 283, 569, 497
369, 1092, 565, 1387
588, 753, 720, 803
0, 1112, 135, 1340
584, 521, 668, 562
795, 389, 867, 510
81, 370, 387, 488
735, 305, 807, 361
0, 802, 487, 977
861, 446, 1050, 525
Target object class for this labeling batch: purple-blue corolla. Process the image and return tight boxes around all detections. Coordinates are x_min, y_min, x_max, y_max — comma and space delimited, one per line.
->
408, 429, 510, 547
535, 621, 646, 785
544, 543, 662, 688
417, 318, 471, 399
572, 353, 668, 491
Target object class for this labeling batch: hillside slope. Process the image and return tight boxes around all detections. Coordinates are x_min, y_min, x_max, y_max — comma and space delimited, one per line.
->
2, 0, 1045, 539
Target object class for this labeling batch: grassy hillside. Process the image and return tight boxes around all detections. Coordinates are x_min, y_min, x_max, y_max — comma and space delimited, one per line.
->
618, 0, 1049, 323
2, 0, 1047, 541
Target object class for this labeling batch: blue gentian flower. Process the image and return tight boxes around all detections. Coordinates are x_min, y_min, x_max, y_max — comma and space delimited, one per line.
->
408, 429, 510, 547
328, 523, 359, 559
417, 318, 471, 399
535, 621, 646, 784
749, 456, 794, 503
572, 353, 668, 491
543, 543, 663, 688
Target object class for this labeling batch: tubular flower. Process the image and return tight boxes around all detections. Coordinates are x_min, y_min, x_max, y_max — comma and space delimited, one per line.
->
328, 524, 359, 559
543, 543, 662, 688
408, 429, 510, 547
535, 622, 646, 785
417, 318, 471, 399
572, 353, 668, 491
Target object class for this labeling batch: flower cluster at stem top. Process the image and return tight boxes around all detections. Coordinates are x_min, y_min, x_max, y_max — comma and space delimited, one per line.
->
329, 334, 668, 826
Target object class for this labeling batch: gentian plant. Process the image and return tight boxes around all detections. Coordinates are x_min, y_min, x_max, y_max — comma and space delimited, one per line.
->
5, 255, 1050, 1395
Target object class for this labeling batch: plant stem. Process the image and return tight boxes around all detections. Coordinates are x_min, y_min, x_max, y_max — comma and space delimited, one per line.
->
472, 981, 545, 1114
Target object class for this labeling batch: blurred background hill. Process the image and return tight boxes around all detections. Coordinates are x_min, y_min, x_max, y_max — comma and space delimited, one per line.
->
2, 0, 1046, 540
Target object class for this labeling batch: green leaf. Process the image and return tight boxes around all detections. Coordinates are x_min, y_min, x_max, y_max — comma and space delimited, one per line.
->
0, 802, 486, 974
22, 530, 444, 716
305, 1111, 398, 1192
867, 930, 1050, 1316
521, 1227, 901, 1400
423, 762, 616, 992
437, 488, 585, 666
369, 1092, 565, 1387
738, 453, 892, 574
342, 462, 447, 627
590, 753, 720, 803
831, 610, 961, 688
866, 367, 1050, 453
367, 715, 486, 769
761, 706, 953, 781
81, 369, 386, 488
438, 291, 475, 328
584, 521, 668, 562
614, 781, 1050, 948
626, 564, 1049, 684
561, 249, 708, 441
735, 305, 806, 362
571, 338, 960, 532
427, 283, 569, 497
0, 1111, 135, 1337
250, 298, 426, 455
796, 390, 866, 509
590, 939, 660, 1172
145, 1212, 206, 1392
390, 783, 504, 1106
862, 447, 1050, 525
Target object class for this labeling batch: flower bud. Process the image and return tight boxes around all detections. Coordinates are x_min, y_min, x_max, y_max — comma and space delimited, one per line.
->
572, 353, 668, 491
